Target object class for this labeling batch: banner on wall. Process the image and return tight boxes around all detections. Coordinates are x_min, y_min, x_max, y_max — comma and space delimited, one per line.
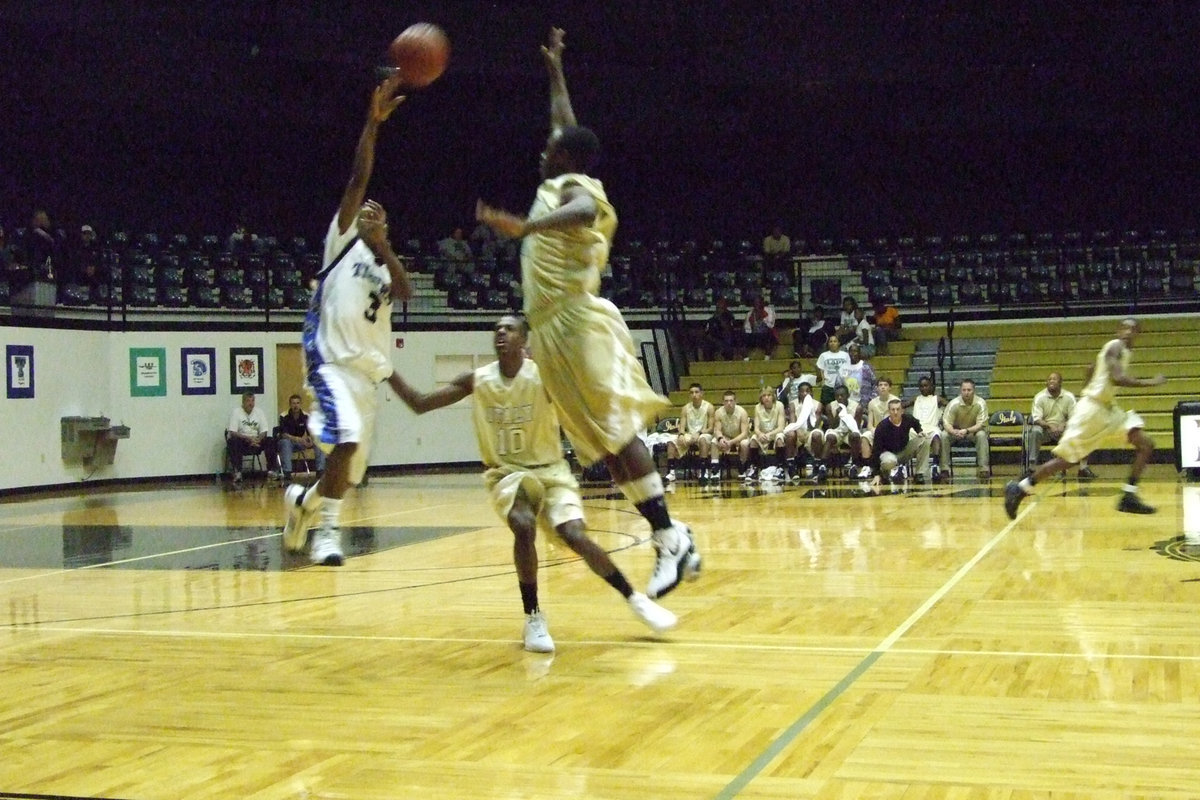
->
6, 345, 34, 399
230, 347, 264, 394
129, 347, 167, 397
180, 347, 216, 395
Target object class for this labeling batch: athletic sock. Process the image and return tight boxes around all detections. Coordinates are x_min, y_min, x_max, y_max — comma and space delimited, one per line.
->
519, 581, 539, 615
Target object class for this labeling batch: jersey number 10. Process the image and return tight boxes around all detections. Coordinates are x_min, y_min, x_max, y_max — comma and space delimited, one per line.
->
496, 426, 526, 456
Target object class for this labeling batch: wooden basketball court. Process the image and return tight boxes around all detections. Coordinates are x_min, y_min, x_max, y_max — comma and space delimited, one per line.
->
1, 464, 1197, 799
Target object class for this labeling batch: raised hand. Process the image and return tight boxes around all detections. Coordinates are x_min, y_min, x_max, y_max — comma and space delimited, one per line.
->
359, 199, 390, 248
541, 27, 565, 70
370, 71, 407, 123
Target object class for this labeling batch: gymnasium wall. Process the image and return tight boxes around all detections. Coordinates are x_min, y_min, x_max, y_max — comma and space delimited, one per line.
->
0, 323, 662, 492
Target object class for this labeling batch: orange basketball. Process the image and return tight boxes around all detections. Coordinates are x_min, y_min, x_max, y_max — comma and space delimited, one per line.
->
388, 23, 450, 88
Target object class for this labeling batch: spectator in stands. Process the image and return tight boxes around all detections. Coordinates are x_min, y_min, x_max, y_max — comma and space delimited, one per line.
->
793, 305, 834, 358
708, 389, 751, 480
664, 383, 714, 483
782, 380, 822, 481
907, 375, 947, 482
849, 306, 875, 356
871, 298, 901, 355
810, 384, 862, 482
71, 224, 107, 291
870, 398, 931, 486
748, 388, 787, 482
226, 391, 278, 484
814, 334, 850, 405
858, 375, 900, 479
469, 220, 498, 260
762, 225, 791, 260
437, 226, 473, 263
227, 220, 259, 254
742, 293, 778, 360
838, 343, 876, 408
278, 393, 326, 480
835, 297, 859, 341
12, 209, 61, 307
700, 297, 739, 361
778, 359, 818, 407
0, 225, 11, 272
1026, 371, 1095, 479
942, 378, 990, 479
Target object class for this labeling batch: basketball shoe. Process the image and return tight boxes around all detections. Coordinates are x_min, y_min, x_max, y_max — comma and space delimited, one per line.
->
1003, 480, 1026, 520
1117, 491, 1155, 514
282, 484, 317, 553
310, 527, 344, 566
523, 611, 554, 652
628, 592, 677, 633
647, 522, 702, 600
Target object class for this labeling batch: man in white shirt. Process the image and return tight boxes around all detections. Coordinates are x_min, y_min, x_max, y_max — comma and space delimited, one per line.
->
226, 392, 277, 484
1026, 371, 1095, 478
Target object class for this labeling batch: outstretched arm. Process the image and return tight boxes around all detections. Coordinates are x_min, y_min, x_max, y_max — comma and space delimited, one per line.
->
542, 27, 576, 132
387, 370, 473, 413
337, 72, 406, 234
475, 186, 597, 239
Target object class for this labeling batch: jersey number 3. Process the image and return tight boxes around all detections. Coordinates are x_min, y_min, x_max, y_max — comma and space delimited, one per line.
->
364, 290, 385, 323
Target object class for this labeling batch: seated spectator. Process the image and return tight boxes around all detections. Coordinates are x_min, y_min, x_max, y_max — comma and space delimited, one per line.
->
227, 220, 259, 254
742, 294, 778, 360
858, 376, 900, 479
835, 297, 859, 341
849, 306, 875, 356
814, 334, 849, 405
782, 381, 822, 481
437, 227, 473, 262
777, 359, 819, 407
1026, 371, 1095, 479
907, 375, 948, 482
810, 385, 862, 482
871, 298, 901, 355
278, 393, 326, 479
747, 388, 787, 483
226, 391, 278, 484
792, 305, 834, 358
469, 220, 498, 260
762, 225, 791, 260
664, 383, 714, 483
700, 298, 739, 361
71, 224, 108, 291
870, 398, 931, 485
942, 378, 989, 479
707, 390, 751, 480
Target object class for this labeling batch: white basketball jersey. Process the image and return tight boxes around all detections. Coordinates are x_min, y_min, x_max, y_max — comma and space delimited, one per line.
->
304, 214, 394, 383
912, 394, 941, 430
682, 400, 714, 434
472, 359, 564, 468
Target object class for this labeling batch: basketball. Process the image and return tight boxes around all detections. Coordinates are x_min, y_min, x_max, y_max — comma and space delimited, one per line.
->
388, 23, 450, 88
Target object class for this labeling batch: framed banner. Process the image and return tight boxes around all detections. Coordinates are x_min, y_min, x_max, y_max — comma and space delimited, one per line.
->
230, 347, 264, 394
180, 347, 216, 395
6, 344, 34, 399
129, 347, 167, 397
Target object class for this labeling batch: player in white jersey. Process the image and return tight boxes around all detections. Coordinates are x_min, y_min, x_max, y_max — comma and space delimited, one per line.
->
474, 27, 700, 600
281, 72, 414, 566
389, 315, 677, 651
906, 375, 946, 482
665, 383, 714, 482
1006, 319, 1165, 518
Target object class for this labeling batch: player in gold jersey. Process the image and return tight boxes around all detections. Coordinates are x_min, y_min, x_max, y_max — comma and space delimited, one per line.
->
389, 316, 677, 652
475, 28, 700, 600
1005, 319, 1165, 518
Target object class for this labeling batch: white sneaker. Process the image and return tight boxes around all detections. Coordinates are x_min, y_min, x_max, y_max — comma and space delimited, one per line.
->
760, 466, 778, 482
628, 592, 677, 633
647, 523, 702, 599
742, 466, 757, 483
309, 527, 344, 566
664, 469, 677, 483
857, 465, 873, 479
282, 484, 317, 553
523, 611, 554, 653
707, 467, 722, 482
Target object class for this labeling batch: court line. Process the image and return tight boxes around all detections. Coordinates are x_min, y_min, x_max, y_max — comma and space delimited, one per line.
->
713, 496, 1038, 799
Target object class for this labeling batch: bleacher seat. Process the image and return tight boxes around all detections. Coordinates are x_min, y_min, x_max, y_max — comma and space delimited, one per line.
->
928, 283, 952, 306
61, 283, 91, 305
898, 284, 924, 305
